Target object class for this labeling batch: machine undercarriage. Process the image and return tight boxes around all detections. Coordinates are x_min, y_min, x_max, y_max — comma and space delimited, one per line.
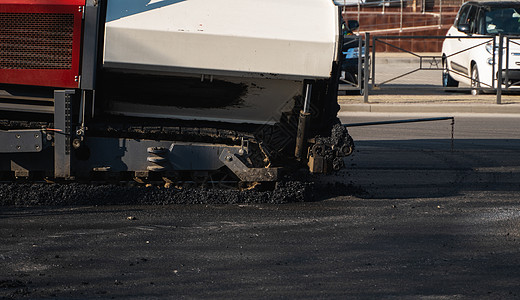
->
0, 0, 354, 187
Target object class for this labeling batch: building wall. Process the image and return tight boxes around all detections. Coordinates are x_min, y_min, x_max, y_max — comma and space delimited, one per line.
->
343, 3, 461, 52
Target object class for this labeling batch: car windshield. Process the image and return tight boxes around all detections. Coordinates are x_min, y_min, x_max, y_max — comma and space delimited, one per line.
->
484, 7, 520, 34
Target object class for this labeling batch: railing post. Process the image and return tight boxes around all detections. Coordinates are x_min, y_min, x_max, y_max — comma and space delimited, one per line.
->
358, 35, 363, 90
357, 0, 360, 23
400, 0, 403, 32
364, 32, 371, 103
505, 36, 510, 89
371, 33, 375, 88
439, 0, 443, 29
497, 34, 503, 105
492, 37, 496, 89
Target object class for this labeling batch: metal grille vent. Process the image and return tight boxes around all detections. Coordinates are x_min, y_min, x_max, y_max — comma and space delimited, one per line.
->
0, 13, 74, 70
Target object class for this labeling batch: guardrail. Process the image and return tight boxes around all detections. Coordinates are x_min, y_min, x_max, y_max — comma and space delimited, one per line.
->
344, 33, 520, 104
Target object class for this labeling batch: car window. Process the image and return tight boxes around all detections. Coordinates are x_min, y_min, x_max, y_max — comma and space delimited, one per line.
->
467, 6, 478, 33
476, 8, 487, 34
485, 7, 520, 34
457, 4, 472, 27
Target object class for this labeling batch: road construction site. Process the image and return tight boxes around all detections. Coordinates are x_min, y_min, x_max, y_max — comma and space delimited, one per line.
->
3, 54, 520, 298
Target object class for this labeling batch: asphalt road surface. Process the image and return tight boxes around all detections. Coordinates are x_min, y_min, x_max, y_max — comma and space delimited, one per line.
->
2, 113, 520, 299
342, 112, 520, 198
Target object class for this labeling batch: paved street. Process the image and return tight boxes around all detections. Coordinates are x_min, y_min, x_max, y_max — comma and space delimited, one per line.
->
340, 112, 520, 198
1, 113, 520, 299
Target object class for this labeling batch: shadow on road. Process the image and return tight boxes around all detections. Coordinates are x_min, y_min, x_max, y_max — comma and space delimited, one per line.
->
333, 138, 520, 199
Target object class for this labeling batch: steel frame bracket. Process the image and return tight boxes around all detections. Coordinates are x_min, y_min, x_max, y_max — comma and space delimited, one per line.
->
219, 148, 279, 182
0, 129, 44, 153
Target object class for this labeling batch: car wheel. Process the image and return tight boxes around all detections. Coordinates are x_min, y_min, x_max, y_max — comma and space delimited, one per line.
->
471, 64, 480, 96
442, 58, 458, 88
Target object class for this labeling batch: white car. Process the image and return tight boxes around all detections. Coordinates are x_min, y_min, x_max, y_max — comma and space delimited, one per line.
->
442, 0, 520, 95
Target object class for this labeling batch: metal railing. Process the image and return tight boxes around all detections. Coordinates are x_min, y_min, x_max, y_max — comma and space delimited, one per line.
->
341, 33, 520, 104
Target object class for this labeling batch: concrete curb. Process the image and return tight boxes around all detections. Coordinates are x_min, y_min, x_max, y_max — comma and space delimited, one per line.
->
374, 57, 426, 65
374, 53, 441, 65
340, 103, 520, 114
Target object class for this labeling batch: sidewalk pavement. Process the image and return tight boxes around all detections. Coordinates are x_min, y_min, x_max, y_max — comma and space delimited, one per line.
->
338, 94, 520, 114
339, 52, 520, 114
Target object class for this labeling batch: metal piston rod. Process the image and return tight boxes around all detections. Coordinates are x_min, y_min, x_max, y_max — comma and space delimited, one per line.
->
294, 84, 312, 160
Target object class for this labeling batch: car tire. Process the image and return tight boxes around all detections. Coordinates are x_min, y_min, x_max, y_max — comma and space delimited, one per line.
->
471, 64, 480, 96
442, 57, 458, 88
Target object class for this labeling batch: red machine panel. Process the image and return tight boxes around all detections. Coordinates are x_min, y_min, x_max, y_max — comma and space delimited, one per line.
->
0, 1, 85, 88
